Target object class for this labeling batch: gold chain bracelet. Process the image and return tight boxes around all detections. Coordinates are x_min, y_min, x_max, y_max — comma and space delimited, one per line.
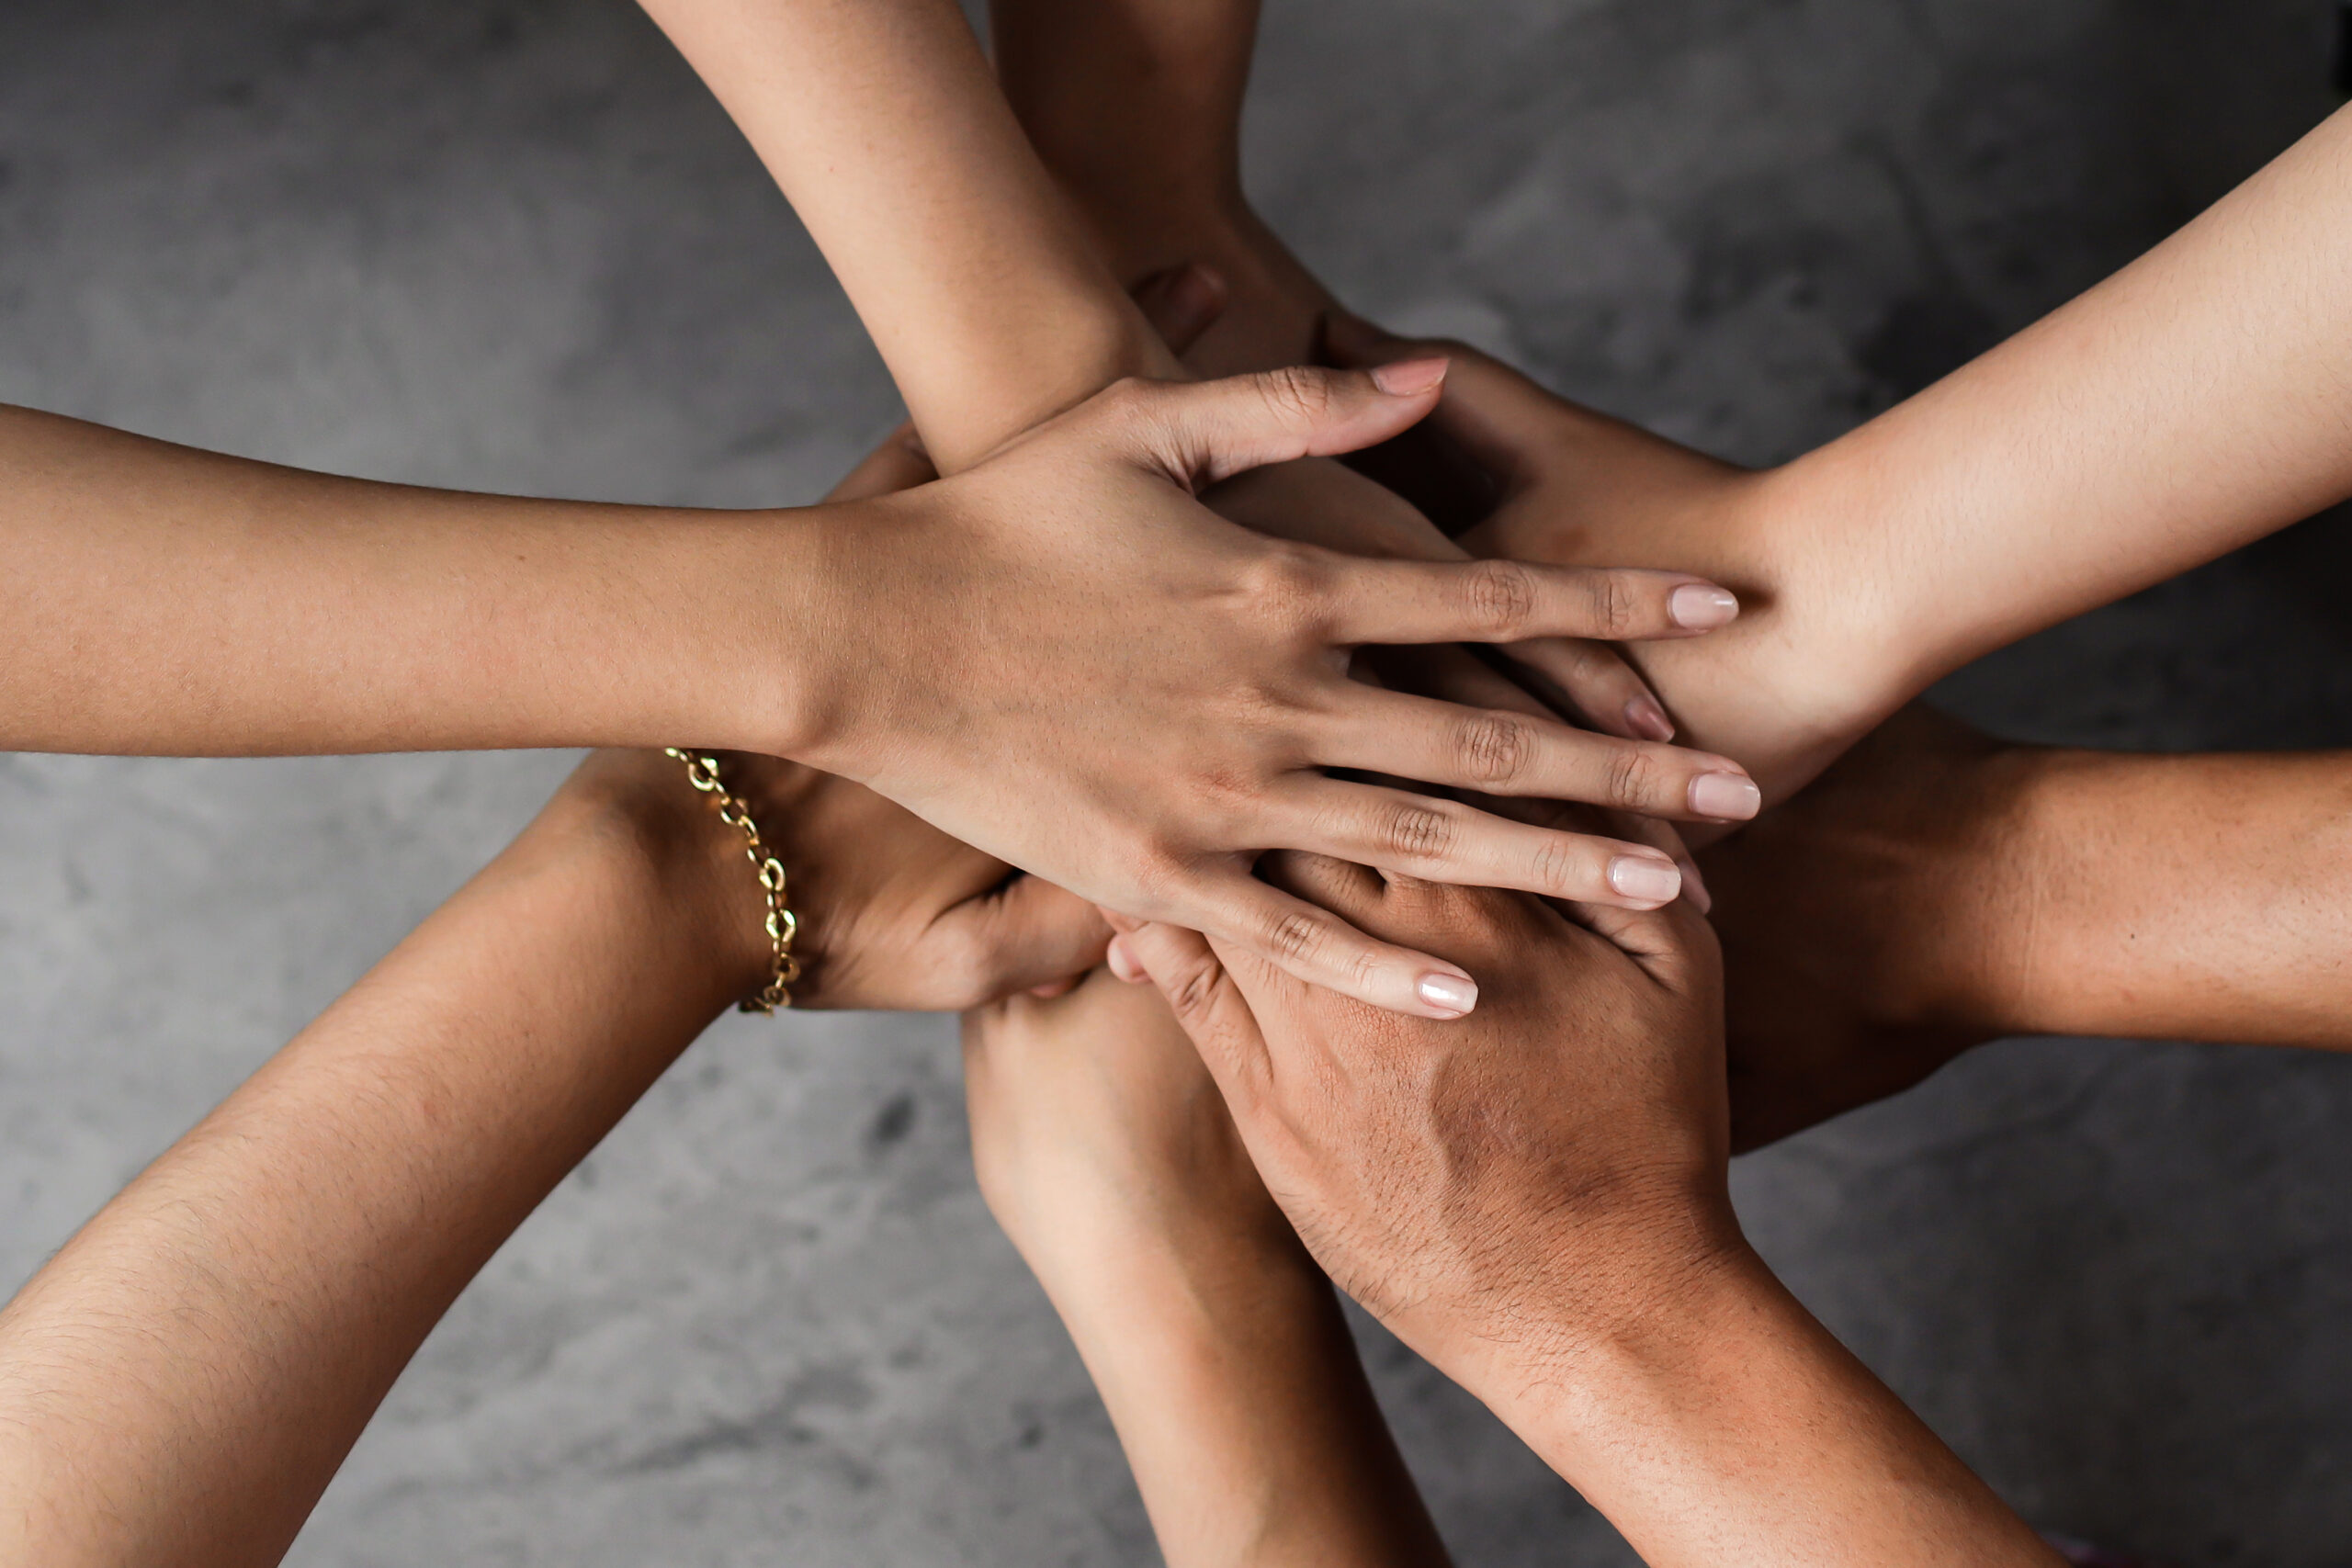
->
665, 748, 800, 1012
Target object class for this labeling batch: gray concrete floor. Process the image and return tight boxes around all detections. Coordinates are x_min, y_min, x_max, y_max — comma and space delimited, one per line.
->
3, 1, 2349, 1562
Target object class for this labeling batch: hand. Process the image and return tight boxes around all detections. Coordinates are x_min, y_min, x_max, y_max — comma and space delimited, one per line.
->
1111, 870, 2064, 1566
1323, 313, 1896, 811
594, 426, 1114, 1015
1697, 705, 2042, 1151
797, 365, 1753, 1016
1105, 864, 1735, 1391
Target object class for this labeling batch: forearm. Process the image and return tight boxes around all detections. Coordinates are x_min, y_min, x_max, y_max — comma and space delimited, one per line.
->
1497, 1243, 2056, 1566
0, 751, 763, 1567
1773, 101, 2352, 698
1984, 745, 2352, 1047
1043, 1201, 1450, 1568
639, 0, 1180, 470
993, 0, 1336, 377
0, 404, 839, 756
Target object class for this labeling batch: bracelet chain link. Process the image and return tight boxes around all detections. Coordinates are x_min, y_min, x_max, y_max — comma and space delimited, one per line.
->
665, 748, 800, 1012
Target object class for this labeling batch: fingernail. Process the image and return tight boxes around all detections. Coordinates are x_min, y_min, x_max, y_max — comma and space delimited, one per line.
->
1416, 970, 1477, 1017
1688, 771, 1761, 821
1607, 853, 1682, 906
1371, 356, 1449, 396
1668, 583, 1739, 629
1105, 935, 1145, 983
1623, 694, 1675, 742
1678, 856, 1713, 915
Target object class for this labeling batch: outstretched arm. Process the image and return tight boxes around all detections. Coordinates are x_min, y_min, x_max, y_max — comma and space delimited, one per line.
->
1329, 101, 2352, 803
0, 749, 767, 1568
0, 650, 1113, 1568
636, 0, 1178, 471
991, 0, 1335, 379
1699, 706, 2352, 1150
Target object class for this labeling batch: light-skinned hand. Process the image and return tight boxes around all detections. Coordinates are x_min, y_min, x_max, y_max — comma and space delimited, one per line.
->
795, 364, 1751, 1016
1322, 311, 1885, 815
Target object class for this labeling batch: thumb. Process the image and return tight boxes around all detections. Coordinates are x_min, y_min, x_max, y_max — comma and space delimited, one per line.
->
1117, 919, 1272, 1101
1322, 310, 1566, 489
1123, 361, 1453, 490
933, 875, 1112, 1006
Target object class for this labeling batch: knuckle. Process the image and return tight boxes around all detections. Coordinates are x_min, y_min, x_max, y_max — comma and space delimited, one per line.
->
1170, 960, 1224, 1022
1238, 547, 1333, 633
1465, 559, 1540, 639
1265, 908, 1329, 966
1527, 833, 1591, 896
1259, 364, 1333, 426
1584, 572, 1639, 639
1457, 712, 1536, 785
1377, 800, 1457, 863
1604, 745, 1667, 809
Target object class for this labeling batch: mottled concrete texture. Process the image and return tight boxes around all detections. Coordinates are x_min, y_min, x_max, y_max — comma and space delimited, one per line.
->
3, 2, 2350, 1562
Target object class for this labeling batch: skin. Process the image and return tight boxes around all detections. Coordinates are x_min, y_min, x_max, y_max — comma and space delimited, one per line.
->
2, 351, 1755, 1015
1700, 705, 2352, 1151
0, 742, 913, 1568
634, 0, 1750, 829
1003, 0, 2352, 821
964, 971, 1453, 1568
1111, 868, 2064, 1567
1322, 99, 2352, 809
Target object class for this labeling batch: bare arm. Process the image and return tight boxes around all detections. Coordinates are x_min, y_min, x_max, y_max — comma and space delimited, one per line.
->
0, 403, 830, 756
966, 970, 1452, 1568
0, 749, 766, 1568
1699, 706, 2352, 1150
991, 0, 1336, 379
1329, 102, 2352, 804
1114, 868, 2061, 1566
635, 0, 1178, 471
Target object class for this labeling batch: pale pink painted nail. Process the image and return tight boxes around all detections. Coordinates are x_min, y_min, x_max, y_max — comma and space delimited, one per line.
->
1416, 971, 1477, 1017
1371, 356, 1449, 396
1624, 694, 1675, 741
1668, 583, 1739, 629
1688, 771, 1761, 820
1607, 854, 1682, 905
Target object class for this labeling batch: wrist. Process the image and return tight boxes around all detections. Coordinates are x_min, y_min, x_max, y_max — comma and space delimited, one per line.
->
1471, 1225, 1775, 1482
555, 750, 776, 1009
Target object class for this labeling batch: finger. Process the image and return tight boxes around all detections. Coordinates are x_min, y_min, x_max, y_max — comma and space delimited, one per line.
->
1317, 686, 1761, 824
1567, 886, 1720, 989
1115, 918, 1291, 1118
1191, 870, 1479, 1020
1105, 933, 1149, 984
929, 875, 1113, 1008
1276, 779, 1690, 908
1363, 633, 1671, 742
823, 422, 939, 502
1501, 636, 1679, 741
1131, 262, 1229, 358
1316, 555, 1739, 648
1125, 361, 1452, 489
1322, 310, 1567, 488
